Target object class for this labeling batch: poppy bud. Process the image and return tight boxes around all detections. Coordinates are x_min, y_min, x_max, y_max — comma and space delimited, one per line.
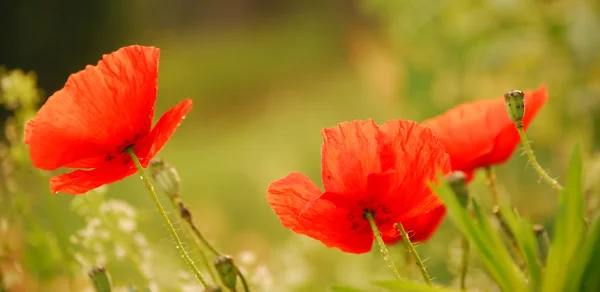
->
204, 285, 223, 292
448, 171, 469, 207
149, 158, 181, 198
214, 255, 237, 289
89, 266, 111, 292
504, 90, 525, 128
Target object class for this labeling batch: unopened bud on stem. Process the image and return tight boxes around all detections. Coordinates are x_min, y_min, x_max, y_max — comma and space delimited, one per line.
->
214, 255, 237, 289
149, 158, 181, 198
448, 171, 469, 207
89, 267, 111, 292
504, 90, 525, 128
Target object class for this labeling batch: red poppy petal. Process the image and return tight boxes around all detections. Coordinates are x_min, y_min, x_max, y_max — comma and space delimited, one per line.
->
65, 155, 108, 168
135, 99, 193, 167
422, 100, 498, 174
267, 172, 373, 254
382, 205, 447, 244
50, 161, 136, 195
25, 45, 159, 170
422, 86, 548, 175
320, 119, 381, 196
373, 120, 451, 219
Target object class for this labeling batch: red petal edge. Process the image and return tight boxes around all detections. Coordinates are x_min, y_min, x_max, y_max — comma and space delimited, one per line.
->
135, 98, 194, 167
267, 172, 373, 254
25, 45, 159, 170
50, 162, 136, 195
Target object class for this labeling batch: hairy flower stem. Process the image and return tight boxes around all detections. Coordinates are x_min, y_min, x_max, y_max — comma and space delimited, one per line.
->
515, 125, 563, 190
365, 213, 401, 280
397, 223, 432, 285
171, 199, 219, 283
149, 159, 250, 290
484, 167, 500, 206
156, 174, 249, 290
126, 149, 207, 287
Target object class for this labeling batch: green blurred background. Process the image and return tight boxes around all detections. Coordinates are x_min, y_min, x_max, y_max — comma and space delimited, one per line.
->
1, 0, 600, 291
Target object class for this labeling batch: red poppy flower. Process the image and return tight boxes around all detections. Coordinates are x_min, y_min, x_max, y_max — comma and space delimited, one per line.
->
422, 86, 548, 181
267, 119, 451, 254
382, 205, 446, 244
24, 45, 192, 195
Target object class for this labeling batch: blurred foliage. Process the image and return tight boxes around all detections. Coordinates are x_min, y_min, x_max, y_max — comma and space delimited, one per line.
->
1, 0, 600, 291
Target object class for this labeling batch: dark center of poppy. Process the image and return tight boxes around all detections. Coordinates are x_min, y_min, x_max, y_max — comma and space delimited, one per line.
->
103, 132, 147, 163
346, 201, 393, 231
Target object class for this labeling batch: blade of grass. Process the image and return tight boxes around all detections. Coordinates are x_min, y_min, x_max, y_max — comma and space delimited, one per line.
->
564, 217, 600, 292
497, 205, 541, 288
432, 174, 527, 292
542, 146, 585, 292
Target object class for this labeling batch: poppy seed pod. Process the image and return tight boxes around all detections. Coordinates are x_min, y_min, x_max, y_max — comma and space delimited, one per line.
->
149, 158, 181, 197
504, 90, 526, 127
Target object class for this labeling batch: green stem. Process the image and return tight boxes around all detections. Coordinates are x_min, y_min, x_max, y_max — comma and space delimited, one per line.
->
171, 200, 219, 283
459, 238, 470, 290
365, 213, 401, 280
397, 223, 432, 285
183, 209, 220, 256
403, 248, 414, 278
484, 167, 500, 206
516, 126, 563, 190
236, 267, 250, 292
174, 199, 249, 291
126, 149, 207, 287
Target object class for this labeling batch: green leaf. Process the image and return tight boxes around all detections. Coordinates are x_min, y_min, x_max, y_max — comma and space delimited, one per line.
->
563, 217, 600, 291
498, 204, 541, 288
542, 146, 585, 292
431, 173, 527, 292
373, 280, 459, 292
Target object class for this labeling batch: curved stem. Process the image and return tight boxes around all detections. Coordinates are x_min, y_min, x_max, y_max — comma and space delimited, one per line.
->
172, 198, 249, 290
365, 213, 401, 280
185, 214, 220, 256
126, 149, 207, 287
236, 267, 250, 292
171, 199, 219, 283
516, 126, 563, 190
484, 167, 500, 206
397, 223, 432, 285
